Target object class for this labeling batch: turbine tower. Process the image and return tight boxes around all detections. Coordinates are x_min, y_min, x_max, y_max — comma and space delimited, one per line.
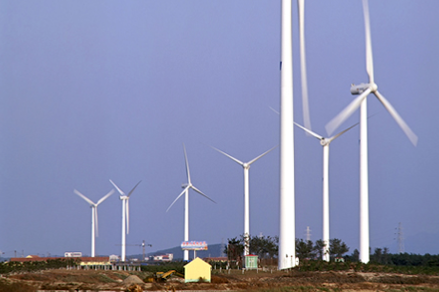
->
109, 179, 142, 262
210, 145, 277, 256
326, 0, 417, 263
278, 0, 295, 270
294, 122, 357, 261
74, 189, 114, 257
279, 0, 312, 269
167, 144, 216, 261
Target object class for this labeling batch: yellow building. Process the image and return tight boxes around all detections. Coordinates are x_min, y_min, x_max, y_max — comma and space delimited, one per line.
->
184, 257, 211, 283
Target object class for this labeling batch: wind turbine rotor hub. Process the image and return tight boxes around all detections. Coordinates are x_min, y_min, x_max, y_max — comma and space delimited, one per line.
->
350, 83, 369, 95
370, 83, 378, 92
320, 139, 328, 146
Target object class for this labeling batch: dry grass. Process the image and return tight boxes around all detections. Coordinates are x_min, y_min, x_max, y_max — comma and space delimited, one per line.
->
0, 279, 37, 292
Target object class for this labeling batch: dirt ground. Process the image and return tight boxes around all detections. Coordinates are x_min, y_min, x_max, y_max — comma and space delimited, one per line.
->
3, 268, 439, 291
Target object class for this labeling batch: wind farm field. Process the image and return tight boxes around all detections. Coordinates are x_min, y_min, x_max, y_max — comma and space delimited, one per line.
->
3, 268, 439, 291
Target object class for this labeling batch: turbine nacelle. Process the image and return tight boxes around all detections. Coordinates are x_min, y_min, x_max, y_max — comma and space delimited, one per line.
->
320, 138, 329, 146
351, 82, 378, 95
350, 83, 370, 95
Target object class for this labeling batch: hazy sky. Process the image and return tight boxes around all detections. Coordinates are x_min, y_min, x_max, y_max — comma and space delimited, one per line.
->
1, 0, 438, 258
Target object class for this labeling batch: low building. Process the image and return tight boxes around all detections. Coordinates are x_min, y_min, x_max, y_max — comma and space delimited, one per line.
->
10, 255, 111, 267
184, 257, 211, 283
10, 255, 54, 262
109, 255, 120, 262
203, 256, 228, 262
152, 253, 173, 262
79, 257, 111, 266
245, 254, 258, 269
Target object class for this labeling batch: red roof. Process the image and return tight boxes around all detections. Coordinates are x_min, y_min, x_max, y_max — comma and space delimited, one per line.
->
10, 256, 109, 263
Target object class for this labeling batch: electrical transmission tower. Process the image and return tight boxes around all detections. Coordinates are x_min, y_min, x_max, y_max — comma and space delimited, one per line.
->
395, 222, 404, 254
305, 226, 312, 242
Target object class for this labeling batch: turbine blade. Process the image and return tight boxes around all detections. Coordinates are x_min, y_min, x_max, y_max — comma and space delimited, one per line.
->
363, 0, 374, 84
95, 206, 99, 237
294, 122, 323, 140
127, 180, 142, 197
183, 143, 191, 185
298, 0, 312, 131
248, 145, 278, 165
325, 87, 371, 135
373, 91, 418, 146
166, 187, 188, 212
97, 189, 114, 205
74, 189, 95, 206
191, 185, 216, 204
209, 145, 244, 166
269, 106, 279, 115
109, 180, 124, 195
328, 122, 359, 143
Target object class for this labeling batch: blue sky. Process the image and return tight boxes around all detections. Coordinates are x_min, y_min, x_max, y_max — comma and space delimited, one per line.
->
1, 0, 438, 258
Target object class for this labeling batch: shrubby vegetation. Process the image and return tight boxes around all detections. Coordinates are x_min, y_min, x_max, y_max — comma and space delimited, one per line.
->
225, 234, 439, 274
224, 234, 279, 267
225, 234, 279, 261
296, 238, 349, 260
140, 260, 185, 274
0, 258, 79, 274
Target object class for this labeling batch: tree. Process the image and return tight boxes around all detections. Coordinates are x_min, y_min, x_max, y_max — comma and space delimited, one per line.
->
345, 249, 360, 262
296, 239, 316, 260
226, 237, 244, 262
314, 239, 326, 260
249, 235, 278, 259
329, 238, 349, 259
225, 234, 278, 261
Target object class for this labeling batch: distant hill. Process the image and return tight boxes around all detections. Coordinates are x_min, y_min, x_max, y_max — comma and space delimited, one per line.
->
128, 243, 225, 260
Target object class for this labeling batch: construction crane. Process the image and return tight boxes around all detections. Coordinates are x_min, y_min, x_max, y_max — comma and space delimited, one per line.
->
116, 240, 152, 260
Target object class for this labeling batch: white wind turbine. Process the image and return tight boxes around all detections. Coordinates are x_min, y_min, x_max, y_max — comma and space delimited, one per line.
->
279, 0, 311, 269
109, 179, 142, 262
325, 0, 417, 263
166, 144, 216, 262
294, 122, 357, 262
74, 189, 114, 257
210, 145, 277, 256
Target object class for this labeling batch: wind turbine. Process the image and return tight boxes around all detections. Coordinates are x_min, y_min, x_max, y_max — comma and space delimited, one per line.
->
325, 0, 417, 263
109, 179, 142, 262
294, 122, 357, 261
210, 145, 277, 256
166, 144, 216, 262
74, 189, 114, 257
278, 0, 311, 269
